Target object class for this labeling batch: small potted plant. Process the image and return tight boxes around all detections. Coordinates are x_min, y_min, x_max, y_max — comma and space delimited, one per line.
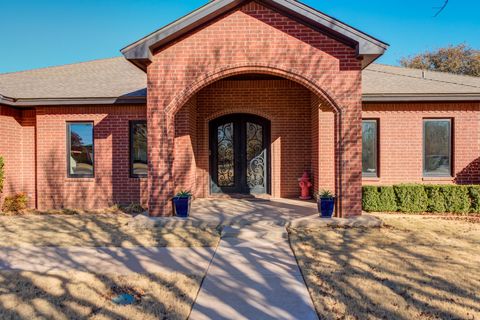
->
172, 190, 192, 218
318, 190, 335, 218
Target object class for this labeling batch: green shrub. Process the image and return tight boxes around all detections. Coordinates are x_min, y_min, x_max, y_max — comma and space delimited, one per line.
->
469, 186, 480, 213
1, 193, 28, 214
441, 185, 470, 214
363, 183, 480, 214
425, 185, 446, 213
394, 184, 428, 213
0, 156, 4, 194
378, 186, 397, 212
362, 186, 380, 212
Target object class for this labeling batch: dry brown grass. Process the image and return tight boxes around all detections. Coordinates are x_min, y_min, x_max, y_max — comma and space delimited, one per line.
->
290, 214, 480, 320
0, 214, 219, 247
0, 270, 201, 320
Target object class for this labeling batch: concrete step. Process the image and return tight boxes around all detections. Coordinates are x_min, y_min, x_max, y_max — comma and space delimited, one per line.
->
221, 226, 287, 240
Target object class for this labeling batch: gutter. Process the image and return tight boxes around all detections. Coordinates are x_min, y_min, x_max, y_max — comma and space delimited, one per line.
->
3, 94, 479, 107
0, 96, 146, 107
362, 93, 480, 102
0, 94, 16, 105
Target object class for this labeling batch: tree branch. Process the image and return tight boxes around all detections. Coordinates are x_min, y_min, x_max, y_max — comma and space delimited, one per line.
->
434, 0, 449, 17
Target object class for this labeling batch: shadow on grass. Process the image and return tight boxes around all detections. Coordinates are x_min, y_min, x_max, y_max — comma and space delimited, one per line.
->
289, 222, 480, 320
0, 212, 219, 319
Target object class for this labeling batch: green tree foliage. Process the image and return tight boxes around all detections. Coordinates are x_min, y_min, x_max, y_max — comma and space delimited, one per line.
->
400, 44, 480, 77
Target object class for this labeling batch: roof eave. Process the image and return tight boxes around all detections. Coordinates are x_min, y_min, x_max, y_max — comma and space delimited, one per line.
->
0, 96, 147, 107
362, 93, 480, 102
0, 94, 16, 106
121, 0, 388, 70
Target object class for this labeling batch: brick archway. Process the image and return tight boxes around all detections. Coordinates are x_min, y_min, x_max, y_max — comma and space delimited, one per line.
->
150, 65, 350, 217
165, 64, 343, 116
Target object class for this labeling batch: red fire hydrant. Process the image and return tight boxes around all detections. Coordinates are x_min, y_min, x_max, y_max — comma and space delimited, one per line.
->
298, 171, 312, 200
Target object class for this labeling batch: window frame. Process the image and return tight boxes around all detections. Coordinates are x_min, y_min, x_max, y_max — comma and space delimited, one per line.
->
362, 118, 380, 178
422, 118, 453, 178
130, 120, 148, 178
66, 121, 95, 178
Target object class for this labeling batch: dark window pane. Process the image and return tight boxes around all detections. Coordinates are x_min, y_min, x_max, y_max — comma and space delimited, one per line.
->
68, 123, 94, 177
246, 122, 266, 192
424, 120, 451, 176
217, 122, 234, 187
132, 122, 147, 177
362, 120, 377, 176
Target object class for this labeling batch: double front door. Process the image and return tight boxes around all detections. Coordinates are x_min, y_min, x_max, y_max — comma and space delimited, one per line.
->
210, 114, 270, 195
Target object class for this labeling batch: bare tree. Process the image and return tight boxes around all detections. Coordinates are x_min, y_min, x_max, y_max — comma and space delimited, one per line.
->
434, 0, 449, 17
400, 44, 480, 77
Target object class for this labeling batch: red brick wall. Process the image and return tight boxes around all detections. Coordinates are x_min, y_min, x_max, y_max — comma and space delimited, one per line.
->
175, 78, 315, 199
35, 105, 148, 210
0, 105, 36, 208
20, 109, 36, 206
174, 97, 198, 194
148, 0, 363, 216
311, 94, 336, 196
362, 102, 480, 185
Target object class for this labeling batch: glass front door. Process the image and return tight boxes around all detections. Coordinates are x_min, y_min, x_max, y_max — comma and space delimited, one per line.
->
210, 114, 270, 194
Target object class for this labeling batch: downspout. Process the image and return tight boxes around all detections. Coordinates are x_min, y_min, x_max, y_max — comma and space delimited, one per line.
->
336, 108, 343, 218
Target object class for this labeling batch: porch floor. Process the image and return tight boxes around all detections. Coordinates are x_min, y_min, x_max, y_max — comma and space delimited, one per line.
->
190, 198, 318, 227
131, 198, 319, 229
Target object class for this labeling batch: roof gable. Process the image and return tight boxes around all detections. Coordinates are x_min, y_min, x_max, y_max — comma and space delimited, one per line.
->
121, 0, 388, 69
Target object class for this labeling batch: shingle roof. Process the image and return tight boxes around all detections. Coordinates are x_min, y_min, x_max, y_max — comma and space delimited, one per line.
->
0, 57, 146, 106
1, 57, 479, 106
363, 64, 480, 101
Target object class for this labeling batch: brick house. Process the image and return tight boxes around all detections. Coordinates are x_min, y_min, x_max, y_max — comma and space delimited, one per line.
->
0, 0, 478, 217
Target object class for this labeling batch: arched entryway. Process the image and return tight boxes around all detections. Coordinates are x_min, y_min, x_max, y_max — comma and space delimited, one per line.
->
172, 73, 339, 204
150, 64, 363, 218
209, 113, 271, 195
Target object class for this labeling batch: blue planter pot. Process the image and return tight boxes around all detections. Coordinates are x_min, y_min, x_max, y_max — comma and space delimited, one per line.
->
318, 197, 335, 218
173, 196, 191, 217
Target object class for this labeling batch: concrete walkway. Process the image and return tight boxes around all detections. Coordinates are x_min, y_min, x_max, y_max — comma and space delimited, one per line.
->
0, 246, 214, 275
189, 228, 318, 320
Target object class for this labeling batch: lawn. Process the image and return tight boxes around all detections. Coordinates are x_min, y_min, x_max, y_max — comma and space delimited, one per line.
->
0, 270, 200, 320
0, 213, 219, 247
0, 212, 219, 319
289, 214, 480, 320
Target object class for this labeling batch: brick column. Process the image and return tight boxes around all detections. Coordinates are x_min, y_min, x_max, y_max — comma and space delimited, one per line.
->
338, 100, 363, 217
148, 107, 175, 216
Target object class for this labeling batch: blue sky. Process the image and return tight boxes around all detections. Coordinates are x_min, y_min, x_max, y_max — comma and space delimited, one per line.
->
0, 0, 478, 73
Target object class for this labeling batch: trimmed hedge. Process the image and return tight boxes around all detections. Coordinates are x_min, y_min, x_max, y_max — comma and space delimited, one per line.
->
363, 184, 480, 214
441, 185, 470, 214
378, 186, 397, 212
425, 185, 446, 213
362, 186, 380, 212
394, 184, 428, 213
362, 186, 398, 212
469, 186, 480, 213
